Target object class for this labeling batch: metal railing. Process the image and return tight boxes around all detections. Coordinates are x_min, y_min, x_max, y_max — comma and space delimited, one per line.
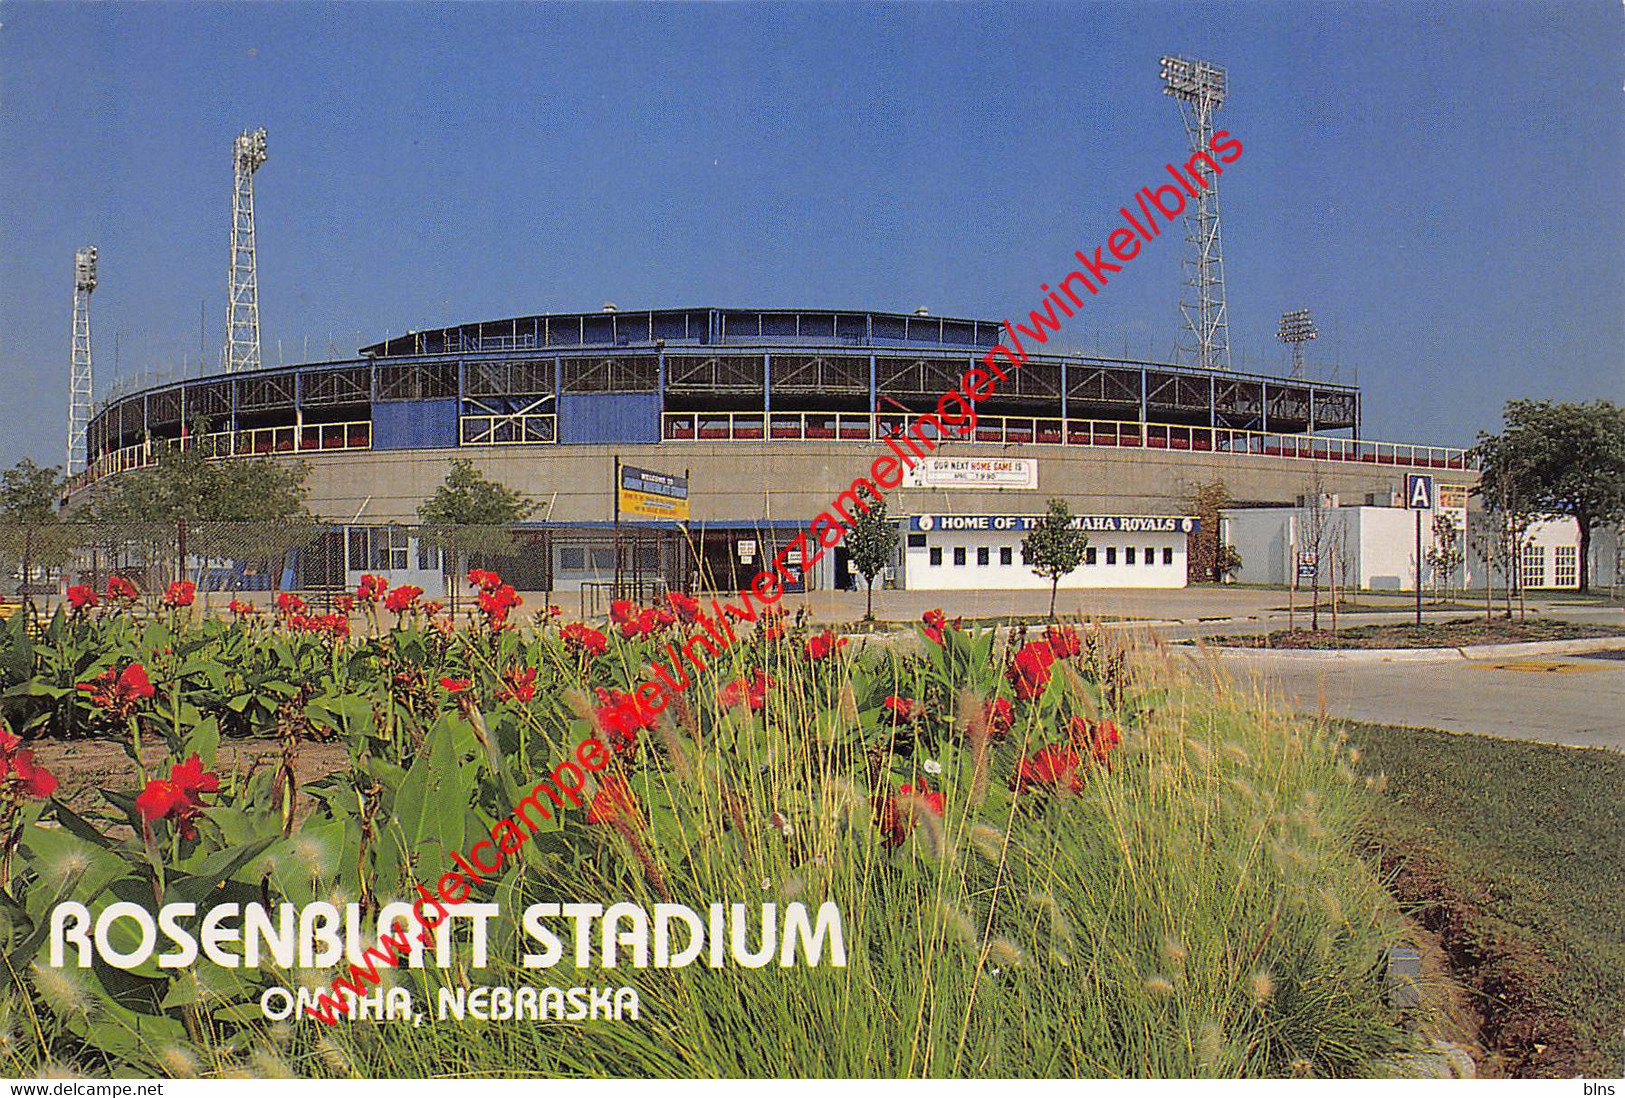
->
459, 413, 559, 446
659, 411, 1476, 471
70, 420, 373, 492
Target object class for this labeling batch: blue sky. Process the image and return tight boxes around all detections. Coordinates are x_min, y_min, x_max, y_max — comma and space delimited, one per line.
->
3, 1, 1622, 468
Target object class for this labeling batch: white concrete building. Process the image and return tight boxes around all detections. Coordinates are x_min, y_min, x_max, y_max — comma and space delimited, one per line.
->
901, 514, 1194, 591
1221, 505, 1622, 591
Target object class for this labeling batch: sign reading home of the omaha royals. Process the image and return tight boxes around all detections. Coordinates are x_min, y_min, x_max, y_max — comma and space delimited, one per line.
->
901, 457, 1037, 490
619, 465, 690, 520
909, 514, 1198, 533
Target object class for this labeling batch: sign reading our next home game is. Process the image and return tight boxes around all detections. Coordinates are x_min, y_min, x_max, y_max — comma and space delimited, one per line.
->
618, 464, 689, 520
901, 457, 1038, 490
909, 514, 1199, 534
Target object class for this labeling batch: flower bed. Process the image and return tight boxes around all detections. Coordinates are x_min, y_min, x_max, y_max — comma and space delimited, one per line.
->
0, 575, 1418, 1077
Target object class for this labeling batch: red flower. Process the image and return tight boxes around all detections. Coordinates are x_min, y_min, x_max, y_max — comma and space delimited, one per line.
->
383, 585, 424, 614
356, 574, 389, 603
666, 591, 702, 622
0, 731, 57, 800
883, 695, 922, 725
467, 568, 503, 594
76, 663, 155, 719
547, 604, 563, 618
717, 670, 774, 711
618, 606, 673, 639
803, 630, 848, 661
495, 665, 537, 704
594, 688, 660, 755
477, 584, 522, 628
66, 585, 99, 613
136, 753, 219, 840
984, 697, 1015, 740
421, 600, 444, 616
922, 608, 946, 645
609, 600, 638, 626
274, 592, 306, 617
561, 622, 609, 657
227, 598, 259, 616
161, 581, 196, 608
585, 773, 641, 828
1011, 743, 1085, 795
331, 594, 356, 614
1045, 625, 1082, 659
1007, 640, 1056, 701
1068, 716, 1122, 765
440, 677, 470, 693
875, 778, 945, 849
106, 575, 140, 602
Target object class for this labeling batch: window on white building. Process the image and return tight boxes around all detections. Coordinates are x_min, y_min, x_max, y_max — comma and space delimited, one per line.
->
977, 547, 989, 566
1163, 547, 1174, 566
1521, 544, 1546, 588
1144, 546, 1155, 564
929, 547, 942, 566
1086, 547, 1097, 565
1106, 547, 1117, 565
1000, 546, 1013, 566
1554, 544, 1578, 588
1126, 547, 1136, 565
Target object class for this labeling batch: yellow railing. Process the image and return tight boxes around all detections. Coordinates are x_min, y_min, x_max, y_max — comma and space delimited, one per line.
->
71, 420, 373, 492
658, 411, 1476, 471
459, 413, 558, 446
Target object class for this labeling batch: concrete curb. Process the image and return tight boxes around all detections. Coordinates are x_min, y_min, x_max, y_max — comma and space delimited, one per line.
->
1190, 636, 1625, 663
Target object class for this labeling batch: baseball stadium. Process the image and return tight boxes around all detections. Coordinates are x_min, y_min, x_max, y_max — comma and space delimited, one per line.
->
67, 305, 1477, 597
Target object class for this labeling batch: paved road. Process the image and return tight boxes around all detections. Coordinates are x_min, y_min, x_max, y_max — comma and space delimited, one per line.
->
1191, 646, 1625, 751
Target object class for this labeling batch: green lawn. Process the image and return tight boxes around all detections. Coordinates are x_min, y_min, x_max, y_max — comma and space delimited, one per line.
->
1348, 722, 1625, 1077
1210, 617, 1625, 650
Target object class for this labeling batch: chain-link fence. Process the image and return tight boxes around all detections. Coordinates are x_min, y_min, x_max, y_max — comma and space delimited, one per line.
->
0, 521, 705, 612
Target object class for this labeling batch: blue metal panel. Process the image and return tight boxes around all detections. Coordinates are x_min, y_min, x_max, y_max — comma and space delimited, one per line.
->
372, 399, 459, 450
558, 392, 660, 444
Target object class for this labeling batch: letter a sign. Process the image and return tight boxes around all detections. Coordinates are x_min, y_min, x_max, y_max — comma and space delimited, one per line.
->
1406, 473, 1435, 510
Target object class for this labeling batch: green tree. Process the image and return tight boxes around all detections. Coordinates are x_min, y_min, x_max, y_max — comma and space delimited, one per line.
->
78, 436, 314, 586
1425, 514, 1465, 603
417, 460, 539, 608
1021, 498, 1089, 618
84, 438, 311, 523
0, 460, 64, 607
1475, 400, 1625, 592
844, 494, 898, 622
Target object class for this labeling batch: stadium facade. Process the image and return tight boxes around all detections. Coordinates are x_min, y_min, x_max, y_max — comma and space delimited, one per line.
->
71, 307, 1477, 597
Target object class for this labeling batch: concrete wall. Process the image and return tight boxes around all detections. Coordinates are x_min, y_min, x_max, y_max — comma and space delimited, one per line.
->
903, 525, 1187, 590
1222, 504, 1479, 591
290, 440, 1476, 529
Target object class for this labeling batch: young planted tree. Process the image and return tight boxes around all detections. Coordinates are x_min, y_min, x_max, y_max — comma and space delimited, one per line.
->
0, 459, 64, 610
1475, 399, 1625, 592
844, 494, 898, 622
418, 459, 539, 611
1021, 498, 1089, 618
1295, 473, 1334, 631
1425, 514, 1465, 604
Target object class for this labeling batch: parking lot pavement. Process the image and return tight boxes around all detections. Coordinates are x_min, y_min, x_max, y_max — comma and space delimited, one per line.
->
1194, 647, 1625, 750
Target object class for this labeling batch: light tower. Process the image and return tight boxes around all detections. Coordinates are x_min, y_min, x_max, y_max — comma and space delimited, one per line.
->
66, 247, 97, 476
1277, 308, 1318, 379
1159, 54, 1231, 371
224, 127, 267, 373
